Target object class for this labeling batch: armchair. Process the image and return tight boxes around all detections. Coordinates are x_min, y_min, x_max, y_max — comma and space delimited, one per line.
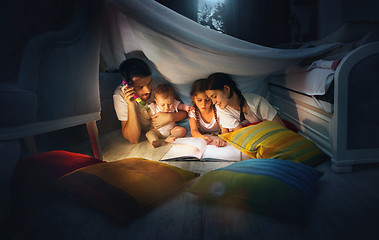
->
0, 0, 104, 159
0, 0, 104, 223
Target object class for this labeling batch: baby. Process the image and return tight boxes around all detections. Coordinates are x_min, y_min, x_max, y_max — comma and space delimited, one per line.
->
142, 83, 191, 147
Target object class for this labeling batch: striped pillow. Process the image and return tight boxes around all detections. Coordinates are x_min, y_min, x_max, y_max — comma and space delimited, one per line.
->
219, 121, 327, 166
56, 158, 199, 221
186, 158, 323, 220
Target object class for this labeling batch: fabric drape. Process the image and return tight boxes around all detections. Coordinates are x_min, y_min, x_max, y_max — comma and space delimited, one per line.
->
101, 0, 340, 99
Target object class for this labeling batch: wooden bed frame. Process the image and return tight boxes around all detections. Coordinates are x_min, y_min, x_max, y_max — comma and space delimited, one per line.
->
268, 42, 379, 173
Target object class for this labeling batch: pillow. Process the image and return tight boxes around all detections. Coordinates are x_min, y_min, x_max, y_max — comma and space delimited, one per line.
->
12, 150, 104, 193
186, 158, 323, 220
219, 121, 328, 166
55, 158, 200, 221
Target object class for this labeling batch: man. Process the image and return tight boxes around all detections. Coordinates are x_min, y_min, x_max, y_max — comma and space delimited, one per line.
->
113, 57, 187, 143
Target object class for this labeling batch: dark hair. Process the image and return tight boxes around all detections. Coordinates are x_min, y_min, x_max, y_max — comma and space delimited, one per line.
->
206, 72, 246, 122
154, 83, 175, 99
119, 58, 152, 85
190, 79, 221, 134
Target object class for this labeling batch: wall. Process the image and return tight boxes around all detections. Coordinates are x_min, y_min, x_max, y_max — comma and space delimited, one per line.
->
155, 0, 197, 21
155, 0, 379, 47
318, 0, 379, 38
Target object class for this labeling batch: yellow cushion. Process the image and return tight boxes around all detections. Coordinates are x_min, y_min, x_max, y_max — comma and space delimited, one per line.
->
219, 121, 328, 166
56, 158, 199, 221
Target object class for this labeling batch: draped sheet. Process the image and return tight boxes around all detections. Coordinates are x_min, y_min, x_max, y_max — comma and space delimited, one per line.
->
101, 0, 340, 100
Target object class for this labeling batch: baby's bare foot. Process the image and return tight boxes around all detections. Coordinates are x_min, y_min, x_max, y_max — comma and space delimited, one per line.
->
165, 136, 176, 143
151, 139, 162, 148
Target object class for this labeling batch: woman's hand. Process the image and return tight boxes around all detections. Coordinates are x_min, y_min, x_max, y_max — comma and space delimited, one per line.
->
214, 137, 227, 147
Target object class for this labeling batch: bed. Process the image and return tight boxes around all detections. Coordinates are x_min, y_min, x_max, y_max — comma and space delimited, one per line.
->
267, 23, 379, 172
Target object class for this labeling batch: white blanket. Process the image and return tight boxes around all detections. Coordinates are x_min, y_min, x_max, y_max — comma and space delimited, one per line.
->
101, 0, 340, 99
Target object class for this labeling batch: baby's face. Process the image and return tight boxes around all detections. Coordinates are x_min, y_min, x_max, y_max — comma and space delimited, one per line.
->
155, 94, 174, 112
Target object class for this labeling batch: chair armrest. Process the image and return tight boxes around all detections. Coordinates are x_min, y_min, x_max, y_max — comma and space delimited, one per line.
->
17, 0, 103, 121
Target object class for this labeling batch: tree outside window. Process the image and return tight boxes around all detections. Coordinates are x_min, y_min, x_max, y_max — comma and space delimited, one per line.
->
197, 0, 225, 33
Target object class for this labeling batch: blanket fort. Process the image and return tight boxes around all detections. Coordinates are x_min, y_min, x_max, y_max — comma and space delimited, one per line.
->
101, 0, 340, 100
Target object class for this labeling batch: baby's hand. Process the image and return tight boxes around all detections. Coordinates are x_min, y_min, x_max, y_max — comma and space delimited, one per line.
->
185, 105, 195, 112
214, 137, 226, 147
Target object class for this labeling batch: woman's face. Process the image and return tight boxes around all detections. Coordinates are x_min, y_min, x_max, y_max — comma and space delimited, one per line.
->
192, 92, 212, 111
205, 87, 230, 109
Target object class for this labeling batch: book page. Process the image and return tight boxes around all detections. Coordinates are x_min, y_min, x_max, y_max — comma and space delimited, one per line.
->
160, 137, 206, 161
201, 135, 241, 161
201, 143, 241, 161
171, 137, 207, 154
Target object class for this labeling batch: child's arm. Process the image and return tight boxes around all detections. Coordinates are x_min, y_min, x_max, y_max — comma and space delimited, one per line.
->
213, 124, 227, 147
189, 117, 213, 144
177, 103, 194, 112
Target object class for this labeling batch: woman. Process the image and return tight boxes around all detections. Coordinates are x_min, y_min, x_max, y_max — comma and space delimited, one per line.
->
204, 72, 285, 132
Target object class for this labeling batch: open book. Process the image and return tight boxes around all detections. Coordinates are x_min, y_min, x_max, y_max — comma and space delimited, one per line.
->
160, 135, 251, 162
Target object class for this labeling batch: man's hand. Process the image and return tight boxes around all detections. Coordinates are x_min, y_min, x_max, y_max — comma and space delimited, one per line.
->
151, 112, 173, 129
121, 85, 137, 105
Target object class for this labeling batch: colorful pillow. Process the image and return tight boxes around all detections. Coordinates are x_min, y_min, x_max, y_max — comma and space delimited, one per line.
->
12, 150, 104, 193
186, 158, 323, 220
55, 158, 200, 221
219, 121, 328, 166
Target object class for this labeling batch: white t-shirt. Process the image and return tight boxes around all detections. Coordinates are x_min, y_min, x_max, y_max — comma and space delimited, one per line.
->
217, 93, 277, 130
113, 85, 152, 132
188, 109, 220, 134
148, 99, 181, 137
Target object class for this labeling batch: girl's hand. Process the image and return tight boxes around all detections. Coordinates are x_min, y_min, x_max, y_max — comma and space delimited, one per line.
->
203, 136, 213, 145
214, 138, 227, 147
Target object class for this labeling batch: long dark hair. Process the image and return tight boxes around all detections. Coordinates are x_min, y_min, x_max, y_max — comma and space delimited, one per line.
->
190, 79, 221, 134
206, 73, 246, 122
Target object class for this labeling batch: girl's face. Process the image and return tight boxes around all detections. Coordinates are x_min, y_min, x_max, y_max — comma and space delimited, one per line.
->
192, 92, 212, 111
205, 87, 230, 109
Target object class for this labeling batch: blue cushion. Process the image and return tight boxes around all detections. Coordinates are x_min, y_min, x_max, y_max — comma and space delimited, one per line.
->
187, 158, 323, 220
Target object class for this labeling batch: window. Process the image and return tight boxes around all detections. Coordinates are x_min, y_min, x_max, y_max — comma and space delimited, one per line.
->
197, 0, 225, 33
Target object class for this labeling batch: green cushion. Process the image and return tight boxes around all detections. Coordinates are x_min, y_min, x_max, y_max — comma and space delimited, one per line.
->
186, 158, 323, 220
219, 121, 328, 166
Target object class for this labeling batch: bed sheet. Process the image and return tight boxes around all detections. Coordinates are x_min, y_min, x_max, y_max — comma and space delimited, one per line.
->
269, 68, 335, 96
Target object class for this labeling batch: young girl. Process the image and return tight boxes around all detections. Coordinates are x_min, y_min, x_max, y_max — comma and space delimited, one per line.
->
188, 79, 227, 147
204, 72, 286, 132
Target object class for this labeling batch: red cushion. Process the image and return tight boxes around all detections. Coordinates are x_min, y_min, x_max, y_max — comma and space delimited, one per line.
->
12, 150, 105, 193
282, 119, 299, 133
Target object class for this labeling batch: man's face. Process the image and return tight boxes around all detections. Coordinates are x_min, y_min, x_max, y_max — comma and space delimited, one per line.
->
131, 76, 152, 101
